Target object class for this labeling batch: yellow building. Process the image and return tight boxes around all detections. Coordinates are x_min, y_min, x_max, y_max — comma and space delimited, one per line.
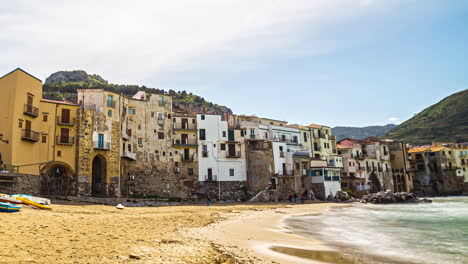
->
0, 68, 79, 195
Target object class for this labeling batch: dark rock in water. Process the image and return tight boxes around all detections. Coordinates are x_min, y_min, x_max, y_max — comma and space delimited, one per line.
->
360, 191, 430, 204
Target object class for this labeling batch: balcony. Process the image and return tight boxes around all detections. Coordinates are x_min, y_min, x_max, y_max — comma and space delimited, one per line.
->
173, 123, 197, 130
204, 175, 217, 181
93, 141, 111, 150
57, 116, 76, 126
181, 155, 194, 162
56, 136, 74, 145
24, 104, 39, 117
21, 129, 39, 142
122, 150, 136, 160
249, 135, 256, 140
202, 150, 209, 157
226, 151, 241, 158
173, 139, 197, 147
158, 119, 165, 125
332, 176, 340, 181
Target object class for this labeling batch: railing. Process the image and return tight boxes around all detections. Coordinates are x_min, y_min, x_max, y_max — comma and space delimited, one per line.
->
319, 134, 326, 139
202, 150, 209, 157
173, 123, 197, 130
56, 136, 74, 145
0, 164, 19, 174
173, 139, 197, 146
158, 119, 165, 125
21, 129, 40, 142
330, 135, 336, 140
181, 155, 194, 162
122, 150, 136, 160
226, 151, 241, 158
204, 175, 217, 181
249, 135, 256, 139
57, 116, 76, 126
324, 176, 332, 181
332, 176, 340, 181
24, 104, 39, 117
93, 141, 111, 150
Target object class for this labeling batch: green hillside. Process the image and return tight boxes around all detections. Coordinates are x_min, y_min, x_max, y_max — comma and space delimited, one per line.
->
42, 70, 232, 114
386, 90, 468, 144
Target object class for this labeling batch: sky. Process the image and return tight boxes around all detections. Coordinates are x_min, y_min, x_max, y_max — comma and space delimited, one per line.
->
1, 0, 467, 127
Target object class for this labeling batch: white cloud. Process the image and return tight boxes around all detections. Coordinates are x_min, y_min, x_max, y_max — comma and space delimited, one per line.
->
1, 0, 404, 84
387, 117, 401, 124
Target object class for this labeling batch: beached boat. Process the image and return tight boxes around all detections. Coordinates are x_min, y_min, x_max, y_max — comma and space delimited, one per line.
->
0, 202, 21, 213
0, 194, 23, 204
10, 194, 51, 205
16, 197, 52, 210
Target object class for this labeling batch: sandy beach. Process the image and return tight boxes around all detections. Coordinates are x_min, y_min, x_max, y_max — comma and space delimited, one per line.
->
1, 200, 342, 264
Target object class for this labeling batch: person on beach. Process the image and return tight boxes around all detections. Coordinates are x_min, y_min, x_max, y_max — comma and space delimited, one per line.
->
300, 194, 305, 204
288, 194, 293, 203
206, 196, 211, 207
293, 193, 298, 203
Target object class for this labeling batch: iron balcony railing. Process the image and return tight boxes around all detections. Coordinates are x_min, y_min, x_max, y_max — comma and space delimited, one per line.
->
173, 139, 197, 146
173, 123, 197, 130
181, 155, 194, 162
93, 141, 111, 150
0, 164, 19, 174
106, 100, 116, 108
57, 116, 76, 126
24, 104, 39, 117
157, 119, 165, 125
204, 175, 217, 181
21, 129, 40, 142
332, 176, 340, 181
56, 136, 74, 145
202, 150, 209, 157
226, 151, 241, 158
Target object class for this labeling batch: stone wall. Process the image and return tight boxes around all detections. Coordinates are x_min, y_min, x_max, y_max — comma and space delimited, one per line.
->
0, 173, 41, 195
310, 183, 326, 200
202, 181, 247, 201
246, 141, 274, 195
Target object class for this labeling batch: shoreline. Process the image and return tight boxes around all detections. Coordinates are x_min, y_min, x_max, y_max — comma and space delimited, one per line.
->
187, 202, 347, 264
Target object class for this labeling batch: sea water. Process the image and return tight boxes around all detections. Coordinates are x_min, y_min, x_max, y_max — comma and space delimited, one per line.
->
286, 197, 468, 264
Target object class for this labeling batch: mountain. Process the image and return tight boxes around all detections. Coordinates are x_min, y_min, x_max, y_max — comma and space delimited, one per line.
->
386, 90, 468, 144
42, 71, 232, 115
332, 124, 397, 141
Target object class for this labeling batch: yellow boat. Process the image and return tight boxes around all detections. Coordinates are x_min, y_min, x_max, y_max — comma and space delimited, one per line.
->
16, 197, 52, 210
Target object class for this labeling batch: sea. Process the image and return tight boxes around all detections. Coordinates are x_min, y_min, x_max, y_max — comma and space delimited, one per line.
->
285, 197, 468, 264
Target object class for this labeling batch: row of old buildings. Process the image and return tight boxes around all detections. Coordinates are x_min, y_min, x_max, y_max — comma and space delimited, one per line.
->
0, 68, 466, 201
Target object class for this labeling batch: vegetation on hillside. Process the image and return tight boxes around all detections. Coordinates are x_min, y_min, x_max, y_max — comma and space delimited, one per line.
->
42, 71, 232, 114
332, 124, 396, 141
386, 89, 468, 144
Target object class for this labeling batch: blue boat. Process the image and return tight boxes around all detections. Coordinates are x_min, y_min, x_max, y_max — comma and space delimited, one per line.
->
0, 202, 21, 213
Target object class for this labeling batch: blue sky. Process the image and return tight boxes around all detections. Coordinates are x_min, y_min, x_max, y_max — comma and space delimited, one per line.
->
1, 0, 467, 127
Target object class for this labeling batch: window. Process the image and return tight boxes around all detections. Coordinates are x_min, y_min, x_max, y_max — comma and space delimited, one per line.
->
240, 130, 245, 137
152, 166, 157, 174
158, 113, 163, 120
154, 129, 157, 133
279, 146, 283, 151
138, 124, 141, 130
57, 151, 62, 157
18, 120, 23, 128
107, 95, 113, 107
201, 115, 205, 120
295, 163, 299, 170
159, 96, 164, 106
220, 144, 226, 150
222, 131, 226, 137
229, 169, 235, 176
175, 162, 179, 167
128, 144, 131, 152
303, 132, 308, 142
42, 135, 47, 143
43, 114, 48, 122
151, 112, 155, 118
128, 108, 136, 115
188, 168, 194, 175
107, 110, 112, 117
158, 132, 164, 139
199, 129, 206, 140
138, 138, 143, 145
213, 144, 216, 147
192, 119, 196, 124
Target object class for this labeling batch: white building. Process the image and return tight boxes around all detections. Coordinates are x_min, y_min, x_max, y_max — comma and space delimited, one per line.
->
197, 114, 247, 182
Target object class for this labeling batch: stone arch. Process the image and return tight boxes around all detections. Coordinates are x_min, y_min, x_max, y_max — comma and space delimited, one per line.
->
92, 154, 107, 197
369, 172, 382, 193
40, 161, 75, 196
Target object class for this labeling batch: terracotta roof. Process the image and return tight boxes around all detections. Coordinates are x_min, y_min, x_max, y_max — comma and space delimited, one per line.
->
40, 99, 79, 106
408, 147, 446, 153
307, 123, 323, 129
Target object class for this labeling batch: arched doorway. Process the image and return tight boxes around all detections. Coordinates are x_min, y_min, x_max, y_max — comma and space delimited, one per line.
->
92, 155, 107, 197
40, 162, 75, 196
369, 172, 382, 193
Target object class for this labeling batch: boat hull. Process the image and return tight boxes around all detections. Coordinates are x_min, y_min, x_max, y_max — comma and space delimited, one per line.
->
0, 202, 21, 213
